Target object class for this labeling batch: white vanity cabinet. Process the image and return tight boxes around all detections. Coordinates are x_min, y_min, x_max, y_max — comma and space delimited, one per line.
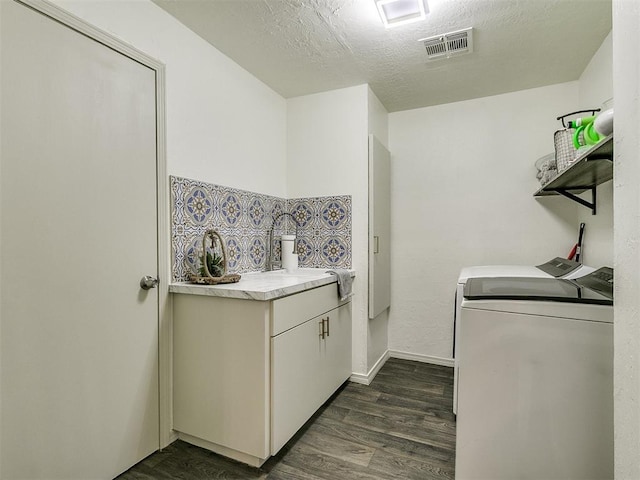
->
172, 282, 352, 467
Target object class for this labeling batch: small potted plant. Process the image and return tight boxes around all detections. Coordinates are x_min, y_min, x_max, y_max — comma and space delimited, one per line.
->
190, 229, 241, 285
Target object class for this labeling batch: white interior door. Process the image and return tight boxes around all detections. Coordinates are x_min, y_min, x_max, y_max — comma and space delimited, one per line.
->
368, 135, 391, 319
1, 2, 159, 478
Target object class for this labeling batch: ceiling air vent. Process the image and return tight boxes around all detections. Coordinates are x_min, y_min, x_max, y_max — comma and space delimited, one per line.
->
418, 27, 473, 61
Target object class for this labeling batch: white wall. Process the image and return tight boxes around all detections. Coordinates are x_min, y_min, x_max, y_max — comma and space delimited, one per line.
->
577, 32, 613, 268
0, 3, 4, 474
287, 85, 370, 375
52, 0, 287, 198
388, 83, 581, 360
368, 87, 389, 148
613, 1, 640, 476
579, 32, 613, 107
367, 88, 390, 371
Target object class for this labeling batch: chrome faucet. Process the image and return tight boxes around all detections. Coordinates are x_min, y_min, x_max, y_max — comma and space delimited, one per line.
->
266, 212, 300, 271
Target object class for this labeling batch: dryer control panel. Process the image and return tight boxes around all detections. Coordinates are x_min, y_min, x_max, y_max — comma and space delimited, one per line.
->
575, 267, 613, 299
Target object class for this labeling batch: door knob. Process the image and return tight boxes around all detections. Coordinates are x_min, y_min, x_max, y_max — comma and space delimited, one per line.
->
140, 275, 159, 290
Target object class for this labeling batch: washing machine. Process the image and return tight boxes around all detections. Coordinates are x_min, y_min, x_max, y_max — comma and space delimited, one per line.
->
452, 257, 595, 414
455, 268, 613, 480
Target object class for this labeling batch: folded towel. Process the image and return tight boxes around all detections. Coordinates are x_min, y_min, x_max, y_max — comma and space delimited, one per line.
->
326, 269, 353, 301
539, 167, 557, 186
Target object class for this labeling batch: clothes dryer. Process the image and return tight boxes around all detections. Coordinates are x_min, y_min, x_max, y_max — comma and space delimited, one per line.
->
452, 257, 595, 413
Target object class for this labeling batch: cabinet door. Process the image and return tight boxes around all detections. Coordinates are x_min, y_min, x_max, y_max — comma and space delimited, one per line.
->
173, 295, 271, 461
271, 315, 326, 454
271, 303, 353, 455
369, 134, 391, 319
324, 303, 353, 394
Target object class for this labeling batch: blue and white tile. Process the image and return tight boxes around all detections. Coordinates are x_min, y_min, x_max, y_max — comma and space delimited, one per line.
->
170, 176, 352, 281
219, 189, 243, 228
246, 236, 267, 271
288, 198, 316, 229
247, 196, 267, 229
295, 237, 315, 266
224, 236, 243, 272
319, 198, 350, 230
319, 236, 349, 267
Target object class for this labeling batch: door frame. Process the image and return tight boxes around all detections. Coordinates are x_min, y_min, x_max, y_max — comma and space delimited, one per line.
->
14, 0, 173, 449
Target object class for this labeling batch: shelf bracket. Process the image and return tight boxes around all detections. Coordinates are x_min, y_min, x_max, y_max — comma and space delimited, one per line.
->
551, 187, 597, 215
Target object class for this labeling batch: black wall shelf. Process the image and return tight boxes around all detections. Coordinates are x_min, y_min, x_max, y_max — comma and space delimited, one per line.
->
534, 135, 613, 215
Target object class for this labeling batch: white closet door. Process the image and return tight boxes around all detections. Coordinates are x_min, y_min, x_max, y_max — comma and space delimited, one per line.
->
368, 135, 391, 319
1, 2, 159, 478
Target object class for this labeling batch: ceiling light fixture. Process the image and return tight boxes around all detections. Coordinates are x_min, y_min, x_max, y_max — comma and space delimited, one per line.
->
375, 0, 429, 28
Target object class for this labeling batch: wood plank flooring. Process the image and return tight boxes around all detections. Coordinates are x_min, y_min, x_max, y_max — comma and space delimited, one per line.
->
116, 358, 455, 479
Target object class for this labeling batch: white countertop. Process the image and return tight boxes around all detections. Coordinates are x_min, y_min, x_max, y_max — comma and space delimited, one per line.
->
169, 268, 355, 301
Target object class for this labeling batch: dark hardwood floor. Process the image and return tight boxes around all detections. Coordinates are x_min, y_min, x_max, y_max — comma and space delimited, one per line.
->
117, 358, 455, 479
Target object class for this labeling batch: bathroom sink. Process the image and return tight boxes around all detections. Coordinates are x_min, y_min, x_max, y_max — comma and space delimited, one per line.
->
261, 268, 332, 283
265, 268, 330, 277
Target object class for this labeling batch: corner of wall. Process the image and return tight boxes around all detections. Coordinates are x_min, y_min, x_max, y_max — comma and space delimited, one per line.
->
613, 1, 640, 477
576, 29, 613, 267
578, 31, 613, 107
285, 85, 370, 376
367, 87, 389, 149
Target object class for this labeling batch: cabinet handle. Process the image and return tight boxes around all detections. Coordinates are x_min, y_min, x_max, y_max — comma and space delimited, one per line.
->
325, 317, 330, 337
319, 320, 325, 340
374, 236, 380, 254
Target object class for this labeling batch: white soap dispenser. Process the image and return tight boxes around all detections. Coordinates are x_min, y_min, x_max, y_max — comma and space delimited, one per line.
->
280, 234, 298, 273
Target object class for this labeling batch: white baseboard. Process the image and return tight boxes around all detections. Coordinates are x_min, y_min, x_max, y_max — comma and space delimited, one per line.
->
162, 430, 179, 449
349, 350, 390, 385
388, 350, 454, 368
349, 350, 454, 384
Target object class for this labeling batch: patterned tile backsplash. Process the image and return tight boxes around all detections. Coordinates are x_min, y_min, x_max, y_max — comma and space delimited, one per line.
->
170, 176, 352, 282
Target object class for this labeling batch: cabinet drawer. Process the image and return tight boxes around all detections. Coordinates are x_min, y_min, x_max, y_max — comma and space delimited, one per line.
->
271, 283, 344, 336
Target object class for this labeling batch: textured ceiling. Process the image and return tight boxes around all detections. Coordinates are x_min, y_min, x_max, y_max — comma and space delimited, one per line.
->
152, 0, 612, 112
